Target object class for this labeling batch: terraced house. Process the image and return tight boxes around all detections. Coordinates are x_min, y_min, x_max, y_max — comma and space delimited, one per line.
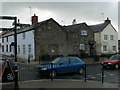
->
0, 15, 118, 62
89, 18, 118, 55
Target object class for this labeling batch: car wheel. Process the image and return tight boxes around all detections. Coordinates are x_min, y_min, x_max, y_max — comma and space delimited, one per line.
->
6, 72, 14, 81
115, 64, 119, 69
49, 70, 57, 78
78, 68, 84, 74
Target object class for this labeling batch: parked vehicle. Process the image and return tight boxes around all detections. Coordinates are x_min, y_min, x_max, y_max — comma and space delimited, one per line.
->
101, 54, 120, 69
0, 59, 15, 82
36, 57, 85, 77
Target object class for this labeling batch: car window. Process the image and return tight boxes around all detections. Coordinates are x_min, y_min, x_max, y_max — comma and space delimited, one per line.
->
60, 58, 70, 65
52, 57, 62, 64
109, 55, 120, 60
70, 58, 80, 64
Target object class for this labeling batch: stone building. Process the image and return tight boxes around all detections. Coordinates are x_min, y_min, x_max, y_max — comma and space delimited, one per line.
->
64, 22, 95, 57
32, 18, 67, 60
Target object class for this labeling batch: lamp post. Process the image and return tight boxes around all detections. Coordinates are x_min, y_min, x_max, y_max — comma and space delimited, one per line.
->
0, 16, 18, 87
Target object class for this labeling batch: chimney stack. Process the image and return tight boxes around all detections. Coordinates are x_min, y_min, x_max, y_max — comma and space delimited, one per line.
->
32, 14, 38, 24
72, 19, 77, 25
104, 17, 111, 23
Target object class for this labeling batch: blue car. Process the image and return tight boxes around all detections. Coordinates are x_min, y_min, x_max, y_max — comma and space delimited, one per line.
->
36, 57, 85, 77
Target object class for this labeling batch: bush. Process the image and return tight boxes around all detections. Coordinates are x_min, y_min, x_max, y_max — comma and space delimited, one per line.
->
100, 54, 113, 58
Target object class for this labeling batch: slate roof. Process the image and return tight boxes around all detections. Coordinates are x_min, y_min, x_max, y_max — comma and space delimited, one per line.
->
63, 23, 86, 32
89, 22, 110, 33
1, 18, 64, 37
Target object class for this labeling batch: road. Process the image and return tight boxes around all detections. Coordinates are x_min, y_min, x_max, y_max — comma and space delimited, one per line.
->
18, 63, 119, 84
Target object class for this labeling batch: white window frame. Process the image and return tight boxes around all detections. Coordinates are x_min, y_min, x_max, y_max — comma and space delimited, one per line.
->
23, 45, 25, 54
104, 35, 108, 40
103, 45, 107, 51
110, 35, 114, 40
113, 46, 116, 51
28, 44, 31, 54
81, 30, 87, 36
80, 44, 85, 50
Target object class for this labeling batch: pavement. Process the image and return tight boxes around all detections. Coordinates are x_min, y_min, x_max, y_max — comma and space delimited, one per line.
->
1, 79, 119, 89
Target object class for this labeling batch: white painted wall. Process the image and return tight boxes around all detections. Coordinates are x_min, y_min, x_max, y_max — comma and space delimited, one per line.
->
1, 30, 35, 61
17, 30, 35, 61
0, 38, 2, 55
101, 24, 118, 54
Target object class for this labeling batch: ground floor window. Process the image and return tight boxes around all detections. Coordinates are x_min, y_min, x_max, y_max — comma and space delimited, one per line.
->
103, 45, 107, 51
113, 46, 116, 51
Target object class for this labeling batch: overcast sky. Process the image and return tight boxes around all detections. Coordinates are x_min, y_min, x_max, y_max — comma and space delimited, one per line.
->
0, 1, 119, 39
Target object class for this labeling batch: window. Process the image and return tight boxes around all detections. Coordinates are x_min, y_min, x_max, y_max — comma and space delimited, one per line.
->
80, 44, 85, 50
2, 38, 4, 43
60, 58, 70, 65
6, 36, 8, 42
6, 45, 8, 52
23, 45, 25, 54
110, 35, 114, 40
81, 30, 87, 36
2, 45, 4, 52
18, 45, 20, 54
28, 45, 31, 54
103, 45, 107, 51
70, 58, 80, 64
104, 35, 108, 40
113, 46, 116, 51
22, 32, 25, 39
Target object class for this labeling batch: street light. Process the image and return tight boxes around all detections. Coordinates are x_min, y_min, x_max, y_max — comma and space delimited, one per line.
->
0, 16, 18, 87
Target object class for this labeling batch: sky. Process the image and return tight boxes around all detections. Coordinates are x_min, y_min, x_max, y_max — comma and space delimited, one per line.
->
0, 0, 119, 39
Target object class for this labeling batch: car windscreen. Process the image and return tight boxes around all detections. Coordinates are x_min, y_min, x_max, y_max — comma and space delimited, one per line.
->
52, 57, 62, 64
109, 55, 120, 60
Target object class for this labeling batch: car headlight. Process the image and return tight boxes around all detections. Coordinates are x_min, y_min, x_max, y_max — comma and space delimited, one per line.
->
41, 68, 47, 70
101, 62, 104, 64
108, 63, 112, 64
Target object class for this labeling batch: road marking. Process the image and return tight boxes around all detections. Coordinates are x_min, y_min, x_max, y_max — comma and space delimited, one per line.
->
97, 74, 101, 76
109, 74, 115, 76
91, 77, 96, 79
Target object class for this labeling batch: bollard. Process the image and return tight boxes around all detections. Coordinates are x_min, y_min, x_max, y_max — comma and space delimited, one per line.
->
84, 64, 86, 82
102, 66, 104, 83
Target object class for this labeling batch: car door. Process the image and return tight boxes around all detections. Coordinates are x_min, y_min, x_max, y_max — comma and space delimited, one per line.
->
69, 57, 80, 73
57, 58, 70, 74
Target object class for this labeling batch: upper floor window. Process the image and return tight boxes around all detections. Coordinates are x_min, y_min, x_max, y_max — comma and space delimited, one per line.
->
2, 37, 4, 43
81, 30, 87, 36
104, 35, 108, 40
6, 45, 8, 52
110, 35, 114, 40
103, 45, 107, 51
6, 36, 8, 42
22, 32, 26, 39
